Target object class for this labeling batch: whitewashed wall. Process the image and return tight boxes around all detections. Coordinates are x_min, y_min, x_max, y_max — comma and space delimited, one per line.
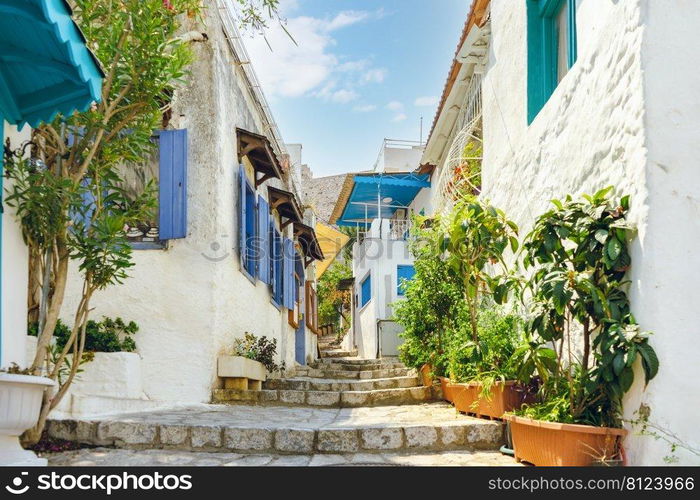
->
352, 218, 414, 358
478, 0, 700, 464
60, 4, 305, 406
1, 122, 31, 369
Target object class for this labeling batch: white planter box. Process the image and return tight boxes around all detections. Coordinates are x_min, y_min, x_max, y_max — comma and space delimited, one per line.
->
217, 356, 266, 390
0, 373, 55, 466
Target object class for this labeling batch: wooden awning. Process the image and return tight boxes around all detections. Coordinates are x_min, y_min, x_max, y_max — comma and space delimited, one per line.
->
268, 186, 303, 230
293, 221, 324, 267
236, 128, 283, 187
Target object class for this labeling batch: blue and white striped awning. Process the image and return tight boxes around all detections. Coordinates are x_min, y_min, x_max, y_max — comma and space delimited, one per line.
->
0, 0, 104, 128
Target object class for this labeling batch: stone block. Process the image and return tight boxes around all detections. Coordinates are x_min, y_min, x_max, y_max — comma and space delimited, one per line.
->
279, 390, 306, 404
360, 427, 403, 450
98, 421, 156, 445
160, 425, 189, 446
191, 426, 222, 448
274, 429, 315, 453
404, 426, 438, 449
223, 427, 273, 451
305, 391, 341, 406
317, 429, 359, 452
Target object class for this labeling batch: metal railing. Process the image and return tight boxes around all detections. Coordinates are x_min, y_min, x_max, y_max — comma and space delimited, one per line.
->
389, 219, 411, 240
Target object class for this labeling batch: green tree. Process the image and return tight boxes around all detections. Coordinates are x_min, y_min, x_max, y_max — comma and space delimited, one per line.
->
3, 0, 281, 445
317, 261, 352, 333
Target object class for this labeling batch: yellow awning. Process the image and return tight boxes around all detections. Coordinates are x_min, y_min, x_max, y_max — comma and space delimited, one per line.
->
315, 223, 350, 278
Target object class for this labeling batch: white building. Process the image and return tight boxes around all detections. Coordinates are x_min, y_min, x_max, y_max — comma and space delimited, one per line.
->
421, 0, 700, 465
329, 140, 426, 359
56, 1, 323, 415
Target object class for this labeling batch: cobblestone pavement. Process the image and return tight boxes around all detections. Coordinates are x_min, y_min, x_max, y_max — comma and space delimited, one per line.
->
46, 447, 520, 467
62, 402, 484, 429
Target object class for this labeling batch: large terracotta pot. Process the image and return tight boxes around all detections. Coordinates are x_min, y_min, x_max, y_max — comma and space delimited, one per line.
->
419, 364, 433, 387
504, 415, 627, 466
454, 381, 533, 419
439, 377, 454, 403
451, 382, 477, 413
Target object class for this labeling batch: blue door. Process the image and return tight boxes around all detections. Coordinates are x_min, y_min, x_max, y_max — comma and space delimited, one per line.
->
294, 256, 306, 365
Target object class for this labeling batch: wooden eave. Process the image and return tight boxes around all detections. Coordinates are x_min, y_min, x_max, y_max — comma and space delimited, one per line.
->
268, 186, 303, 229
293, 221, 325, 266
236, 128, 283, 187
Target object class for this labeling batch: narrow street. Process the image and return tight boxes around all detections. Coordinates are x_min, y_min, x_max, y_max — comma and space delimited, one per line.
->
43, 334, 517, 466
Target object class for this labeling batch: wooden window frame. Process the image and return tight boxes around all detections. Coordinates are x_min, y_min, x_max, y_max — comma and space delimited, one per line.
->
305, 281, 319, 334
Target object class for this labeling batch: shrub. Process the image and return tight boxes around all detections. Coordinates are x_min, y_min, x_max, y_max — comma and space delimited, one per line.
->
28, 317, 138, 353
232, 333, 284, 373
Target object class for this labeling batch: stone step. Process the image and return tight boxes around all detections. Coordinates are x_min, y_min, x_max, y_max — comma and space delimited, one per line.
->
264, 375, 421, 392
212, 386, 436, 407
319, 349, 358, 358
309, 360, 405, 372
315, 357, 400, 366
295, 366, 416, 380
47, 403, 504, 454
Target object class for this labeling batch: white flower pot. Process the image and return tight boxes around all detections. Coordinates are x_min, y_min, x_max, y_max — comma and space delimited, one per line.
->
0, 373, 55, 466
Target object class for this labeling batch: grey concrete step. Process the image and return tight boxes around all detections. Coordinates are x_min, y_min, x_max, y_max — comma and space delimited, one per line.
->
212, 386, 437, 407
295, 366, 416, 380
47, 403, 504, 454
264, 375, 421, 392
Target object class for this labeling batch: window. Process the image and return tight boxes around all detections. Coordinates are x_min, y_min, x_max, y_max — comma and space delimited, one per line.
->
113, 129, 188, 246
238, 167, 257, 279
360, 273, 372, 307
397, 265, 416, 296
527, 0, 578, 123
288, 271, 302, 328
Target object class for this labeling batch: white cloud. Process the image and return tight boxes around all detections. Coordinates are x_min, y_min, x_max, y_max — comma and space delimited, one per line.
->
244, 9, 386, 102
386, 101, 404, 111
353, 104, 377, 112
414, 96, 438, 107
361, 68, 387, 84
331, 89, 358, 103
392, 113, 408, 122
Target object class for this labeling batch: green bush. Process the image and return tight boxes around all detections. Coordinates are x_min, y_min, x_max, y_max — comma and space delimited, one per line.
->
28, 317, 138, 353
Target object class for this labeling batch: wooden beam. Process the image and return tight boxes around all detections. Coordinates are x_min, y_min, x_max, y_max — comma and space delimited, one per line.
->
255, 172, 275, 188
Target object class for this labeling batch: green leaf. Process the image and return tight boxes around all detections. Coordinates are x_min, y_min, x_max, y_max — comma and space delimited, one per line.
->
620, 367, 634, 392
606, 237, 622, 261
509, 236, 519, 253
594, 229, 608, 245
638, 343, 659, 384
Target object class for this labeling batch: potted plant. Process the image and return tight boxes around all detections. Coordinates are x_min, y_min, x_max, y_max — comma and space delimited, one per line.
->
505, 188, 659, 466
395, 217, 464, 400
439, 199, 523, 417
0, 365, 55, 465
218, 333, 283, 391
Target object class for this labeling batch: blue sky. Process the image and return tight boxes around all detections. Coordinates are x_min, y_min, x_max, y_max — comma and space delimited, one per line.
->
243, 0, 468, 177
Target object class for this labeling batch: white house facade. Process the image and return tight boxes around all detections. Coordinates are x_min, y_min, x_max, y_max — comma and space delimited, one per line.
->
57, 1, 323, 415
421, 0, 700, 466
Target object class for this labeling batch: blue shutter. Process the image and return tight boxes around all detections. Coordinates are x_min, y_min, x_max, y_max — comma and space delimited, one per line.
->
257, 196, 270, 284
238, 166, 247, 269
71, 177, 95, 233
158, 129, 187, 240
282, 238, 295, 309
361, 274, 372, 307
397, 265, 416, 295
159, 129, 188, 239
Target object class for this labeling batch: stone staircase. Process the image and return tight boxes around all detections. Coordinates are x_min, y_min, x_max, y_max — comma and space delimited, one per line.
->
46, 337, 505, 457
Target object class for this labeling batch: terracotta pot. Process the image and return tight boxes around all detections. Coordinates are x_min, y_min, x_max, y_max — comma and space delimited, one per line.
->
451, 382, 477, 413
504, 415, 627, 466
419, 364, 434, 387
438, 377, 454, 403
457, 381, 534, 419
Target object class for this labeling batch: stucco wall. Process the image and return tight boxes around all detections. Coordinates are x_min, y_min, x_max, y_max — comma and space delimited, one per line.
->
1, 123, 31, 369
478, 0, 699, 464
60, 4, 306, 406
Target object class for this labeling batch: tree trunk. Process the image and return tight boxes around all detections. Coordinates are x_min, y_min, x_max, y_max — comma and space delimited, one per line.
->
31, 239, 69, 373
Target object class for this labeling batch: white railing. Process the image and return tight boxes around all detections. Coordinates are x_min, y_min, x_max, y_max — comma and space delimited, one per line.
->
389, 219, 411, 240
433, 73, 483, 214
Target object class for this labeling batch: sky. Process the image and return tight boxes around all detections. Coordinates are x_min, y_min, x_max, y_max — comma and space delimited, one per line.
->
242, 0, 469, 178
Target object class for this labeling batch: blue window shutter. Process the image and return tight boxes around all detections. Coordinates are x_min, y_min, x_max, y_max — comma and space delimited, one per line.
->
238, 166, 247, 269
73, 177, 95, 232
361, 274, 371, 307
257, 196, 270, 284
282, 238, 295, 310
397, 265, 416, 295
159, 129, 188, 239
